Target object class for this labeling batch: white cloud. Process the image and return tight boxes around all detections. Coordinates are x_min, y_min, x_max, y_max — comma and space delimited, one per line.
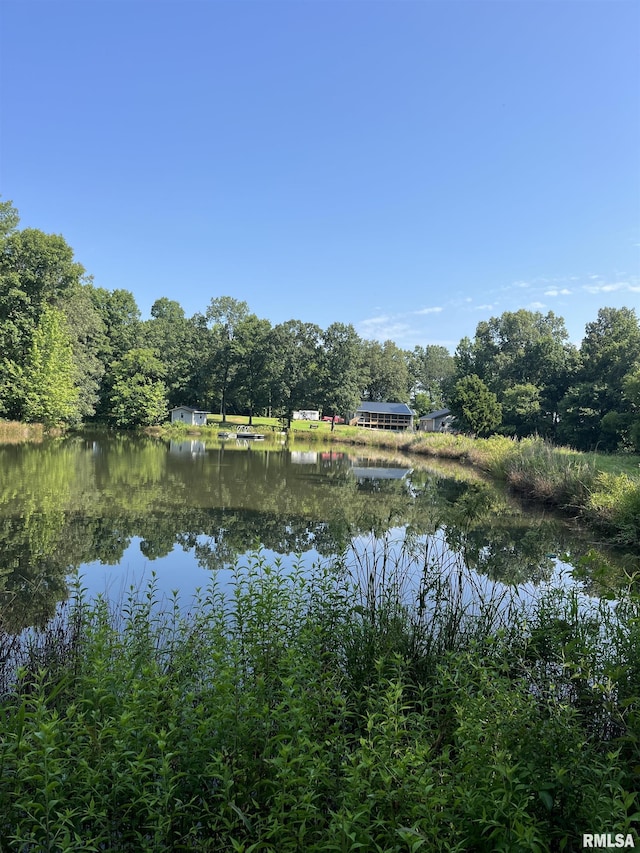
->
527, 301, 546, 310
474, 304, 494, 311
583, 282, 627, 294
358, 315, 391, 332
357, 315, 413, 343
544, 288, 572, 296
413, 306, 443, 316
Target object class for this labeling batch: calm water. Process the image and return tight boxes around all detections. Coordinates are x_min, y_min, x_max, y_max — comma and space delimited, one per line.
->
0, 432, 635, 633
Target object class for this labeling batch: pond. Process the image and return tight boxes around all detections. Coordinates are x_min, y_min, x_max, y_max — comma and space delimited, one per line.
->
0, 431, 636, 633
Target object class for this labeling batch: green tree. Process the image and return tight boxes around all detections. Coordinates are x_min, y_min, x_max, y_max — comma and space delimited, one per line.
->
556, 382, 603, 450
412, 392, 433, 418
0, 197, 19, 247
0, 227, 85, 419
559, 308, 640, 450
581, 307, 640, 396
143, 298, 204, 409
449, 374, 502, 436
467, 310, 570, 391
233, 315, 273, 424
63, 283, 109, 420
622, 364, 640, 451
268, 320, 323, 416
89, 287, 142, 418
205, 297, 249, 420
90, 287, 141, 357
108, 348, 168, 427
23, 306, 79, 426
500, 383, 542, 437
320, 323, 365, 427
362, 339, 410, 402
1, 228, 84, 309
454, 310, 576, 437
408, 344, 455, 409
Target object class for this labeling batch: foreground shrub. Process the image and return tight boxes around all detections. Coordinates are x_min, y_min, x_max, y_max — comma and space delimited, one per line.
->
0, 553, 639, 851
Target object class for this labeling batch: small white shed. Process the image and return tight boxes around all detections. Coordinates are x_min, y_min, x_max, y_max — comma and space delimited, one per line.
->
170, 406, 210, 426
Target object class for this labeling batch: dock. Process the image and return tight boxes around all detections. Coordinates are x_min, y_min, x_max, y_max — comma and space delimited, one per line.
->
218, 428, 265, 441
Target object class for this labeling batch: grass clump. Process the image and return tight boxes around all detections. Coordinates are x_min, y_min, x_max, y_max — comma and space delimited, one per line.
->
585, 473, 640, 547
499, 439, 597, 508
0, 420, 45, 444
1, 552, 639, 851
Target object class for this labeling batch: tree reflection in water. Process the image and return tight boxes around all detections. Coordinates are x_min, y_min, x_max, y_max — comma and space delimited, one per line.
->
0, 434, 634, 633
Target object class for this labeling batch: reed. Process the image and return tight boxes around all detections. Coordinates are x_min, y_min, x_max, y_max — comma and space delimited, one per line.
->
0, 420, 45, 443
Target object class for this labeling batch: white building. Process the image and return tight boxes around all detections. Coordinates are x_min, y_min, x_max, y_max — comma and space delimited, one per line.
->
170, 406, 210, 426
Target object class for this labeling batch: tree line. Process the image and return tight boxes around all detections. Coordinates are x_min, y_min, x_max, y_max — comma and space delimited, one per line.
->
1, 198, 639, 451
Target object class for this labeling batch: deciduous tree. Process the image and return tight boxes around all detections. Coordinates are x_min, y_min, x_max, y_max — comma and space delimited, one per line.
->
0, 225, 85, 419
454, 310, 575, 437
233, 315, 273, 424
320, 323, 365, 426
408, 344, 455, 409
268, 320, 323, 416
206, 296, 249, 420
362, 339, 410, 402
559, 308, 640, 450
108, 348, 168, 427
143, 298, 204, 409
23, 306, 79, 426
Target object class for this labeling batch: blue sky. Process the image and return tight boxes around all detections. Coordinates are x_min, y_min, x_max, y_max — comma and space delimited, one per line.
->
1, 0, 638, 352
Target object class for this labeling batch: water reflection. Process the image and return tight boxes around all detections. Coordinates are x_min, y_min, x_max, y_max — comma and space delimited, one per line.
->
0, 433, 635, 633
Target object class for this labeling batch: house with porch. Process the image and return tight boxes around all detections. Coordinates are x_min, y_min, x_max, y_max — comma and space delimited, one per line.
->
352, 401, 415, 431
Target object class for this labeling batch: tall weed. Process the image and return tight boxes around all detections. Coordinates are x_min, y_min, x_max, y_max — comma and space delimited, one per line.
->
1, 551, 639, 851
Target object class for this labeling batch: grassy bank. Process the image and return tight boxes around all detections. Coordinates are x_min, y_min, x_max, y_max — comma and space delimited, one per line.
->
1, 553, 639, 851
83, 418, 640, 547
291, 428, 640, 548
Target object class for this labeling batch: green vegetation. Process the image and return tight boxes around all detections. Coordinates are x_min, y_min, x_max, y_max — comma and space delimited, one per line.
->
108, 348, 168, 427
285, 428, 640, 547
454, 306, 640, 451
448, 374, 502, 436
22, 306, 79, 427
1, 553, 639, 851
158, 414, 640, 546
2, 198, 639, 448
1, 193, 639, 850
